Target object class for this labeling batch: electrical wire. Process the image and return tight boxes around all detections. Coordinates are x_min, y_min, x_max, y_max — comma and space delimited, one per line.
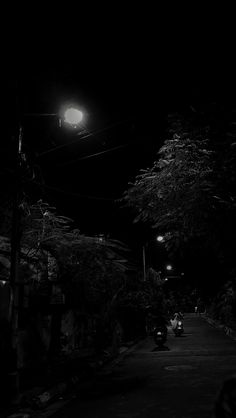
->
56, 143, 129, 167
37, 119, 129, 157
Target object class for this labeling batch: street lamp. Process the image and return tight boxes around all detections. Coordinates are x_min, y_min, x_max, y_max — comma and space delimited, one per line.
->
24, 106, 84, 129
166, 264, 173, 271
63, 107, 83, 127
142, 235, 165, 281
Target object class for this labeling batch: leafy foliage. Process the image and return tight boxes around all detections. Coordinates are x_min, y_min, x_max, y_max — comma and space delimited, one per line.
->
122, 106, 236, 299
18, 200, 132, 314
0, 198, 133, 314
118, 268, 166, 314
208, 276, 236, 328
123, 134, 216, 251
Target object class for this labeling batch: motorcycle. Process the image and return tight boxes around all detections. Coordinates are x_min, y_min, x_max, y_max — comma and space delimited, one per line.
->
174, 320, 184, 336
153, 326, 167, 347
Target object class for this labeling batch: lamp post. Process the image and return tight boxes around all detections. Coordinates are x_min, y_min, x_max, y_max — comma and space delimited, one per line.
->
142, 235, 165, 281
8, 124, 23, 401
8, 106, 83, 401
142, 244, 147, 281
24, 106, 84, 128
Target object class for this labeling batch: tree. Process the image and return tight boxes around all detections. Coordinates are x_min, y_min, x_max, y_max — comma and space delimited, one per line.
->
122, 117, 236, 298
20, 200, 133, 352
0, 198, 134, 359
123, 133, 216, 252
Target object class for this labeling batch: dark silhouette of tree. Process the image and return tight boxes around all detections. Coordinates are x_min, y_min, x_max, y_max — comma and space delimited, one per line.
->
123, 133, 216, 252
122, 107, 236, 301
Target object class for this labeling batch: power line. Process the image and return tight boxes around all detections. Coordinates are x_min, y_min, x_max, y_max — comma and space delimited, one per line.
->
38, 119, 129, 157
57, 143, 129, 167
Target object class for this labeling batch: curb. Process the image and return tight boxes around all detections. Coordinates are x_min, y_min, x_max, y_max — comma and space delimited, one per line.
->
101, 338, 144, 371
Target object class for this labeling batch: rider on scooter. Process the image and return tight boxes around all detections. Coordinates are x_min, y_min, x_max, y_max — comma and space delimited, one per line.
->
152, 312, 169, 338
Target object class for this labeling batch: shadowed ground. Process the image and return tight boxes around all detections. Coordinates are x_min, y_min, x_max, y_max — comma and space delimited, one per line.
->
36, 314, 236, 417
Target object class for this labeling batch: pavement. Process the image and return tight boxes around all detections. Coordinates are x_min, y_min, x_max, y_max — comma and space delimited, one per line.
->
2, 339, 142, 418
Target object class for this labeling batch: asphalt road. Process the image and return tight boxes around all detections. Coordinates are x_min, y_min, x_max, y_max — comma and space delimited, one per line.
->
46, 314, 236, 418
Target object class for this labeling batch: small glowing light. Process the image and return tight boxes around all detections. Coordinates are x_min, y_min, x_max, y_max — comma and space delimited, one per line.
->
157, 235, 164, 242
64, 108, 83, 126
164, 278, 168, 281
0, 280, 6, 285
97, 234, 105, 242
166, 264, 172, 271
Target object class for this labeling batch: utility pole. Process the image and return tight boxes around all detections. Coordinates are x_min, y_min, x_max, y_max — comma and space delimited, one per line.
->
142, 244, 146, 281
8, 125, 23, 402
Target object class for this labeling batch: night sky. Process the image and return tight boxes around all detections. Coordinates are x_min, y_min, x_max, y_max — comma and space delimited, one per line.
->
3, 26, 236, 253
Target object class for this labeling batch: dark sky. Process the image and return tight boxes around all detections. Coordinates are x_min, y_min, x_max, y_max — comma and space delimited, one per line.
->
3, 27, 236, 250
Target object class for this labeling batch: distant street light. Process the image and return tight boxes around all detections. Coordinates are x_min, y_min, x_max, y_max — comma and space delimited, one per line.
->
156, 235, 164, 242
166, 264, 172, 271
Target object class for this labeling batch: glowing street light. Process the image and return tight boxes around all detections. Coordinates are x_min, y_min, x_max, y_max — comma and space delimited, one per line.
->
156, 235, 164, 242
166, 264, 172, 271
63, 107, 83, 127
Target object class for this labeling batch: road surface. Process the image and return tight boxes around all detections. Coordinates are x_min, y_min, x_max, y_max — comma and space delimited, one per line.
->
45, 314, 236, 417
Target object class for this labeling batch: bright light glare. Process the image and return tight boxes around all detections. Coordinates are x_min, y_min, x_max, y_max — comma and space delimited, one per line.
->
166, 264, 172, 271
64, 108, 83, 126
157, 235, 164, 242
